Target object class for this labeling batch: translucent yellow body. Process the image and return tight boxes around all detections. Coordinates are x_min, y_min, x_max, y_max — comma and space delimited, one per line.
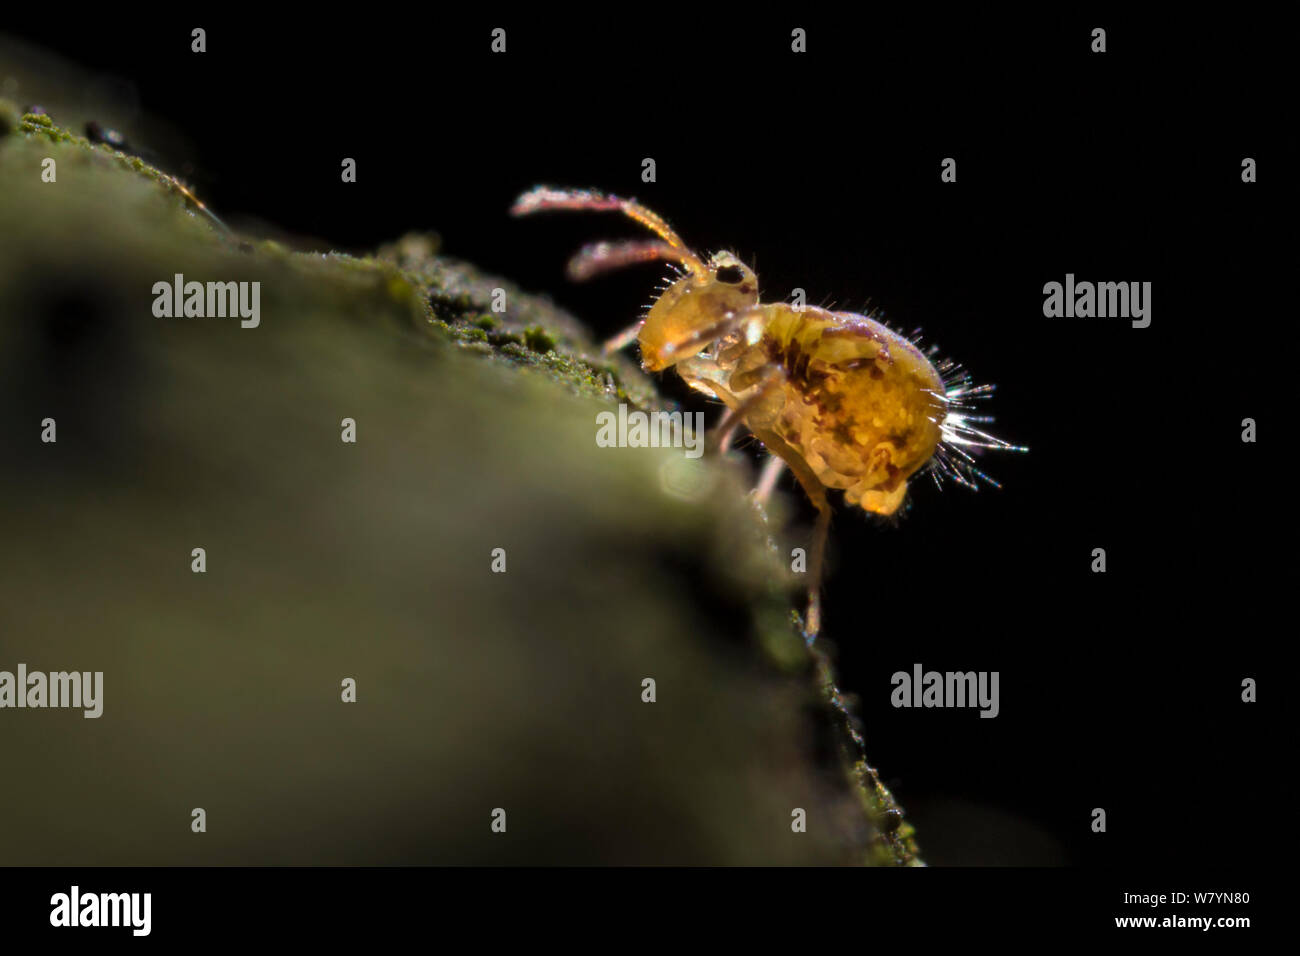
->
707, 305, 945, 516
637, 256, 945, 517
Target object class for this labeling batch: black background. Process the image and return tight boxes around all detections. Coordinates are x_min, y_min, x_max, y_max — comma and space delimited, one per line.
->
3, 11, 1289, 870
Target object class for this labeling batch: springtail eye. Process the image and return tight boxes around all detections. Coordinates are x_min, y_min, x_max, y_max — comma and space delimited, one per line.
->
715, 265, 745, 284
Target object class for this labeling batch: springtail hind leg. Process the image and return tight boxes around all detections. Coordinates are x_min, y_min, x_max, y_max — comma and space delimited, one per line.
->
751, 455, 786, 507
802, 497, 832, 644
749, 431, 834, 645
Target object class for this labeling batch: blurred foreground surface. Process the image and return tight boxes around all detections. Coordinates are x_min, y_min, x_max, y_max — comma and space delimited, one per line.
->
0, 101, 916, 864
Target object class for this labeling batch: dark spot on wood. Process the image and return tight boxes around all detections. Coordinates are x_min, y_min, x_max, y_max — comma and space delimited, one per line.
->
85, 121, 129, 150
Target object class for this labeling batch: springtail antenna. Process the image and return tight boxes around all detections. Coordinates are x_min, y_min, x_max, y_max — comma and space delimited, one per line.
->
511, 186, 708, 280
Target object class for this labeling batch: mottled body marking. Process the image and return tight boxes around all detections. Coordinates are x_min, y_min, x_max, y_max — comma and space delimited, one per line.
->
686, 305, 948, 516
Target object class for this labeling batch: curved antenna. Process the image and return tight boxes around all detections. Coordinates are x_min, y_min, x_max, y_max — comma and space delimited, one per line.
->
565, 239, 691, 282
511, 186, 708, 280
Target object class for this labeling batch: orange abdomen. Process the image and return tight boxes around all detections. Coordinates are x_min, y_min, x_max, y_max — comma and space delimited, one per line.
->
742, 306, 947, 515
